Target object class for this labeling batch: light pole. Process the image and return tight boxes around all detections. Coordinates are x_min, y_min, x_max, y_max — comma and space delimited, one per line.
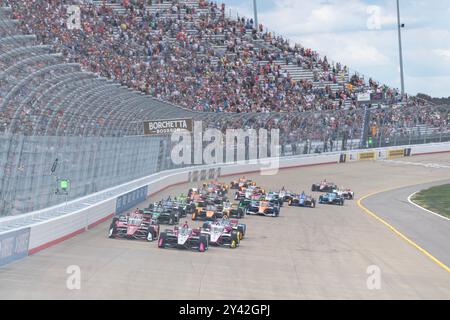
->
396, 0, 405, 95
253, 0, 258, 30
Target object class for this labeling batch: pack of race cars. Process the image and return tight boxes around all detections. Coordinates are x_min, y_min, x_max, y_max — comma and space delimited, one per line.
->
108, 177, 354, 252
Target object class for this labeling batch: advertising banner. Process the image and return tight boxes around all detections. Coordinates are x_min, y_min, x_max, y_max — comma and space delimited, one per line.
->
143, 118, 193, 136
358, 151, 376, 161
0, 228, 30, 266
388, 149, 405, 159
116, 186, 149, 215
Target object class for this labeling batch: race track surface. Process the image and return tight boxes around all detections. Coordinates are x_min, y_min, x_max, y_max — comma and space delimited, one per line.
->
0, 154, 449, 300
362, 180, 450, 267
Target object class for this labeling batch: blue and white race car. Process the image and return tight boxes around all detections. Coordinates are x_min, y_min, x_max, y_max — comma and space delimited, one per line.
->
318, 192, 345, 206
288, 193, 316, 208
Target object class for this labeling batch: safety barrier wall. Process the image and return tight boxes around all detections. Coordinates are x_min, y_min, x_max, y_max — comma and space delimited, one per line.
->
0, 142, 449, 266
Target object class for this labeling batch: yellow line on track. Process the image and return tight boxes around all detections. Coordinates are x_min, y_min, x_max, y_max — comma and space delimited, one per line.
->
357, 192, 450, 274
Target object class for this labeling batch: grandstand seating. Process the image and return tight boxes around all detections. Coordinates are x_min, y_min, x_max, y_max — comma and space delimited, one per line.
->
0, 0, 448, 142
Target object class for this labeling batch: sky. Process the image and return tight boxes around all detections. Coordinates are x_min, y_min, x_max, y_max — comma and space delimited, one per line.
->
220, 0, 450, 97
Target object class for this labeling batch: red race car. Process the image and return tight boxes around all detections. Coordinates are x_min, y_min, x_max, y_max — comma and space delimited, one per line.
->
109, 210, 160, 242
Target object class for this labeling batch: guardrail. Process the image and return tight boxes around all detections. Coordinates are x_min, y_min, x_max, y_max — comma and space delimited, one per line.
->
0, 142, 449, 266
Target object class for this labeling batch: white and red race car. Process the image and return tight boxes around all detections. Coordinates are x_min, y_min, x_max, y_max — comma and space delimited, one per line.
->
109, 210, 160, 242
200, 221, 241, 249
158, 226, 209, 252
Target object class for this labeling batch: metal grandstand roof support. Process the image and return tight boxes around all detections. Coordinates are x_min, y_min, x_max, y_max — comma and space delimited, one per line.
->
50, 79, 110, 136
0, 35, 36, 49
5, 64, 79, 133
396, 0, 405, 95
0, 45, 52, 62
0, 17, 18, 37
0, 53, 62, 80
41, 76, 99, 136
113, 99, 158, 136
30, 72, 92, 136
80, 92, 145, 137
101, 92, 158, 134
72, 87, 131, 136
56, 83, 120, 136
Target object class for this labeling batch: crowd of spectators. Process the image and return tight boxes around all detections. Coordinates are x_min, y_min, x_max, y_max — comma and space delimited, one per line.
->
0, 0, 448, 145
6, 0, 409, 113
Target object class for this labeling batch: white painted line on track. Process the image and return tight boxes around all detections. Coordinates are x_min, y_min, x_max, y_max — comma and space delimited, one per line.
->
407, 191, 450, 222
380, 160, 450, 169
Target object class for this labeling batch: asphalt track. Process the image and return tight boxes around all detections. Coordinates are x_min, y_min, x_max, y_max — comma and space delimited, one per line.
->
0, 153, 449, 300
362, 180, 450, 268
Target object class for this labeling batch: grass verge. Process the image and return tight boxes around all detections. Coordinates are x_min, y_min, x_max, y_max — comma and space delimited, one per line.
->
411, 184, 450, 218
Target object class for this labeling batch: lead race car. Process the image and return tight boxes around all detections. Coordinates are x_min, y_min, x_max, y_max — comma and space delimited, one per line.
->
288, 193, 316, 208
318, 192, 345, 206
333, 188, 355, 200
201, 220, 242, 248
158, 225, 209, 252
202, 218, 247, 241
109, 210, 160, 242
311, 180, 338, 193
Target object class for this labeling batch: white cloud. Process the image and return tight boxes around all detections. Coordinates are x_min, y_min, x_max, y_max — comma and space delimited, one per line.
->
222, 0, 450, 96
434, 49, 450, 61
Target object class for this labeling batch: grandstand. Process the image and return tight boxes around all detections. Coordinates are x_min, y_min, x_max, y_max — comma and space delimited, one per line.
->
0, 1, 449, 216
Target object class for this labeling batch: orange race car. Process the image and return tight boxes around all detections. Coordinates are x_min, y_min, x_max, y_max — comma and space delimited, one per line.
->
192, 203, 224, 221
245, 200, 280, 217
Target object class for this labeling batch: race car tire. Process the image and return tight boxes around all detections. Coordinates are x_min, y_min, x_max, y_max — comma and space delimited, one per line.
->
237, 225, 246, 239
169, 213, 177, 225
231, 231, 240, 248
108, 226, 116, 239
199, 235, 209, 252
288, 200, 292, 206
202, 222, 210, 230
158, 232, 167, 248
146, 230, 154, 242
311, 200, 316, 208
